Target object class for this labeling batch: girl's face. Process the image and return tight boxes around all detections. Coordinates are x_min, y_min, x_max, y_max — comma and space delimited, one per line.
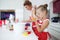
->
36, 7, 46, 19
24, 5, 32, 10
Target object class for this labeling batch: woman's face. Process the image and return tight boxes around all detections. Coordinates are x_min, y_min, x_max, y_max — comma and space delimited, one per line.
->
24, 5, 32, 10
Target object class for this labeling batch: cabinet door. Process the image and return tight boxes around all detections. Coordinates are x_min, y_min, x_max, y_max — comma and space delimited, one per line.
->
53, 0, 60, 13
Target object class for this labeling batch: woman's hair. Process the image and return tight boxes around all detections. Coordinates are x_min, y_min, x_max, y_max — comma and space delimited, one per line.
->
37, 4, 48, 13
23, 0, 32, 6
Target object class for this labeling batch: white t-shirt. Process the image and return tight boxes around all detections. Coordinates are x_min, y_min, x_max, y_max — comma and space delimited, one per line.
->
23, 7, 34, 20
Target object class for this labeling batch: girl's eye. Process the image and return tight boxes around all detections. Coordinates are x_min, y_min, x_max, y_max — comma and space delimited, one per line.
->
41, 8, 44, 11
40, 9, 43, 11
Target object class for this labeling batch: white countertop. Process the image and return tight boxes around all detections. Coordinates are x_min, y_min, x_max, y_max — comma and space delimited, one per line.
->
0, 22, 38, 40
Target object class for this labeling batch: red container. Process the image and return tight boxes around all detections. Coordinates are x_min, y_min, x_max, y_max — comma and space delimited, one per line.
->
0, 20, 2, 27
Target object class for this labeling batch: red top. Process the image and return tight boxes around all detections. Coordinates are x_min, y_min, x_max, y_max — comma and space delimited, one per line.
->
32, 20, 50, 40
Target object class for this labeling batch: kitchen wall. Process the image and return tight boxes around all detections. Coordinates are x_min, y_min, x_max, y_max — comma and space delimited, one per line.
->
0, 0, 23, 22
0, 0, 23, 9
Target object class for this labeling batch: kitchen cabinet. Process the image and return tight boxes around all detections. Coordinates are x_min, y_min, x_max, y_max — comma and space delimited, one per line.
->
53, 0, 60, 13
48, 22, 60, 40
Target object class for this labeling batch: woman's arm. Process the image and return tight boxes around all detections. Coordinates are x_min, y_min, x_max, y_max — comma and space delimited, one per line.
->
31, 5, 36, 19
36, 20, 49, 32
22, 17, 36, 22
22, 20, 32, 22
22, 6, 37, 23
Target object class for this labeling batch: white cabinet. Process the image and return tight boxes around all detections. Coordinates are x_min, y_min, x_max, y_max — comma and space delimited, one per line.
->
48, 22, 60, 40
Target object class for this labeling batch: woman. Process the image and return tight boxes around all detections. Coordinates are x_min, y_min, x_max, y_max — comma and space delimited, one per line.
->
23, 0, 36, 36
32, 4, 51, 40
23, 0, 36, 22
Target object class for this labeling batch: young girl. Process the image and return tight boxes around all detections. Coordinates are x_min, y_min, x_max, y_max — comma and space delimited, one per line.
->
32, 4, 51, 40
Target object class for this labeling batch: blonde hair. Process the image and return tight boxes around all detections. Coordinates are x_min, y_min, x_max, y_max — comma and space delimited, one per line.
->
37, 4, 48, 13
34, 4, 48, 18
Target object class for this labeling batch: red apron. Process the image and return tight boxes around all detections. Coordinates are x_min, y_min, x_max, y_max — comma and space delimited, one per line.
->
32, 21, 50, 40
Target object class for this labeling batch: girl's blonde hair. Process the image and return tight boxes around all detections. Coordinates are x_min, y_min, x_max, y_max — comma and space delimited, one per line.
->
34, 4, 48, 18
37, 4, 48, 13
